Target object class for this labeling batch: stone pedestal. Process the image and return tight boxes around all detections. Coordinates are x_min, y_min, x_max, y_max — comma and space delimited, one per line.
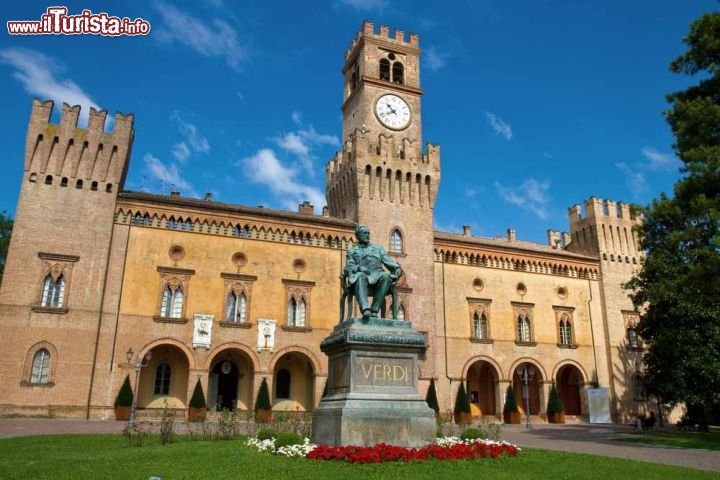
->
312, 318, 436, 447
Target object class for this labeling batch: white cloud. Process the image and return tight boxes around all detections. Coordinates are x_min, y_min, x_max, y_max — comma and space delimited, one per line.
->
495, 178, 551, 220
424, 47, 447, 72
238, 149, 325, 209
171, 142, 191, 162
144, 153, 197, 197
616, 162, 648, 197
171, 111, 210, 156
153, 2, 248, 70
338, 0, 387, 10
291, 111, 302, 125
641, 146, 676, 171
484, 111, 513, 141
273, 114, 339, 173
276, 132, 310, 157
0, 47, 100, 128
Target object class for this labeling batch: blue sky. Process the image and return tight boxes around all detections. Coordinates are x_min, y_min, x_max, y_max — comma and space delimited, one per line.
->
1, 1, 715, 244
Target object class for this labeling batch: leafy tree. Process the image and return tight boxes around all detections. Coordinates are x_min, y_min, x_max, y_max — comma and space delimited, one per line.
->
503, 385, 518, 414
114, 375, 133, 408
189, 379, 206, 409
254, 378, 271, 410
546, 383, 564, 414
0, 211, 12, 285
425, 378, 440, 413
625, 11, 720, 406
454, 381, 470, 414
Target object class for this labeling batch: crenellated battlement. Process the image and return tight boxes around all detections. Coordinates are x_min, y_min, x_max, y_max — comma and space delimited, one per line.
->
24, 98, 135, 189
344, 20, 420, 61
566, 196, 643, 264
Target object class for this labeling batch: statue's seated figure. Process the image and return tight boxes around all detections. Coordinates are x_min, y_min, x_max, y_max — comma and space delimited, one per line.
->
341, 225, 402, 321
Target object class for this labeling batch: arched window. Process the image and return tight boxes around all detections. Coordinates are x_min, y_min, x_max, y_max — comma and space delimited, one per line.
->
392, 62, 404, 84
379, 58, 391, 81
627, 328, 638, 348
60, 177, 68, 187
559, 315, 572, 346
226, 291, 247, 323
276, 368, 291, 399
75, 179, 83, 189
133, 213, 143, 226
154, 363, 171, 395
160, 285, 184, 319
41, 274, 65, 308
397, 304, 406, 321
288, 297, 306, 327
30, 348, 51, 384
390, 229, 403, 253
517, 314, 531, 342
143, 214, 150, 227
91, 181, 98, 191
473, 312, 488, 340
44, 175, 53, 185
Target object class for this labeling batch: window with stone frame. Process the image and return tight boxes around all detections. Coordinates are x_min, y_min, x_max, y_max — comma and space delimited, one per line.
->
554, 306, 576, 348
32, 253, 79, 313
390, 228, 404, 254
21, 341, 58, 387
622, 310, 642, 350
282, 279, 315, 331
220, 273, 256, 327
394, 284, 412, 322
155, 267, 194, 323
467, 298, 492, 342
512, 302, 535, 345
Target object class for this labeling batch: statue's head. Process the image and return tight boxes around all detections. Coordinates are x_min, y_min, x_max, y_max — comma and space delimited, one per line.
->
355, 225, 370, 244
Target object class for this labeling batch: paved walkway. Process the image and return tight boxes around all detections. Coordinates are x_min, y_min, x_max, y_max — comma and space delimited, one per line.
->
0, 419, 719, 472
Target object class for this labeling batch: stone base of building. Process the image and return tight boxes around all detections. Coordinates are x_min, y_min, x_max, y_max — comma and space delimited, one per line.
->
312, 317, 435, 447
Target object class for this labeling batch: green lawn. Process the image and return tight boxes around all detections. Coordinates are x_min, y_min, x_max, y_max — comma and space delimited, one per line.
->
615, 430, 720, 451
0, 435, 718, 480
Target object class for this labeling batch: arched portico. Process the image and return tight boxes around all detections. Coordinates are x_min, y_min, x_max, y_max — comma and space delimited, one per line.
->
206, 346, 256, 411
272, 351, 315, 412
137, 343, 191, 410
556, 363, 585, 416
465, 358, 501, 417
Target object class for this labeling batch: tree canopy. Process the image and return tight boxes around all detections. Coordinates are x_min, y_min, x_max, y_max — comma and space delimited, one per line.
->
625, 11, 720, 405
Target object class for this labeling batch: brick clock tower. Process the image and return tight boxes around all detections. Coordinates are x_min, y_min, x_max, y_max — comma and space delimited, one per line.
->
326, 21, 441, 379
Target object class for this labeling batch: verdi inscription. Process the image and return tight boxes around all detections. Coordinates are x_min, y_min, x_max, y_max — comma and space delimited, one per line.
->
354, 356, 413, 387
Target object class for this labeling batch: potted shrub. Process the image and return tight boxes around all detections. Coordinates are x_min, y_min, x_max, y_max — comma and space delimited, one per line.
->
425, 378, 440, 417
546, 383, 565, 423
254, 378, 272, 423
188, 378, 207, 422
453, 381, 471, 424
114, 375, 133, 421
503, 385, 521, 424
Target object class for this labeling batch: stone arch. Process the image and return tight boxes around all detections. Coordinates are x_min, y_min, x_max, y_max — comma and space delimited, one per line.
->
507, 357, 547, 382
551, 359, 588, 384
22, 340, 59, 385
462, 355, 505, 381
139, 337, 196, 370
269, 346, 322, 375
271, 348, 318, 412
204, 342, 260, 372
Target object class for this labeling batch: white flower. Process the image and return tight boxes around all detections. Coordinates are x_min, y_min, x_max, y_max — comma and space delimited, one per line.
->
245, 436, 317, 457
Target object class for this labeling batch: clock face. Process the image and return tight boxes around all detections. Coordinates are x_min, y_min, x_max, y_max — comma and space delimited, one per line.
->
375, 94, 411, 130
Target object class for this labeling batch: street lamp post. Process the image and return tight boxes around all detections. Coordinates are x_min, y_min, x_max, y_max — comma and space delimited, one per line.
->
126, 347, 153, 429
518, 364, 535, 429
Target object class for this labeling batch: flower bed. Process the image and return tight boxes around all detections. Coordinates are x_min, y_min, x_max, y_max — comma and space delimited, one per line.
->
245, 435, 519, 463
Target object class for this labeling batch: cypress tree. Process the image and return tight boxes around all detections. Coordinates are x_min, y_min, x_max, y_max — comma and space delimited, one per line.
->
114, 375, 133, 408
546, 383, 564, 414
189, 378, 206, 409
454, 381, 471, 414
254, 378, 271, 410
425, 378, 440, 413
503, 384, 518, 413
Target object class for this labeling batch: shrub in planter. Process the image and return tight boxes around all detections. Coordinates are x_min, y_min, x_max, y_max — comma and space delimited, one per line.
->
503, 385, 521, 424
546, 383, 565, 423
254, 378, 272, 423
275, 431, 304, 448
188, 379, 207, 422
114, 375, 133, 421
426, 378, 440, 416
257, 427, 278, 441
454, 382, 471, 424
460, 427, 486, 441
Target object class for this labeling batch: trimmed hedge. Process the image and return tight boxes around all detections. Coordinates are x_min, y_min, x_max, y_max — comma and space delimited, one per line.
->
460, 428, 486, 441
503, 385, 519, 414
189, 379, 206, 409
255, 378, 271, 410
114, 375, 133, 408
256, 428, 278, 441
454, 382, 471, 414
275, 431, 304, 448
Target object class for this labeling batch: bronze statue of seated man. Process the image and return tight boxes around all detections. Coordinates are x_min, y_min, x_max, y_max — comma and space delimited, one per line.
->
344, 225, 402, 320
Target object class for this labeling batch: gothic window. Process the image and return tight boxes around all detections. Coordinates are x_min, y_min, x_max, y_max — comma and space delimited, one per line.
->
41, 274, 65, 308
276, 368, 291, 399
287, 297, 307, 327
390, 229, 403, 253
472, 312, 488, 340
30, 349, 51, 384
160, 285, 184, 319
392, 61, 404, 84
627, 328, 638, 348
517, 314, 531, 342
154, 363, 171, 395
559, 314, 573, 346
226, 291, 247, 324
379, 58, 391, 81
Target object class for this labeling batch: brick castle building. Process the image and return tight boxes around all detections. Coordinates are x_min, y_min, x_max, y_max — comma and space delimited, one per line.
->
0, 21, 650, 422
